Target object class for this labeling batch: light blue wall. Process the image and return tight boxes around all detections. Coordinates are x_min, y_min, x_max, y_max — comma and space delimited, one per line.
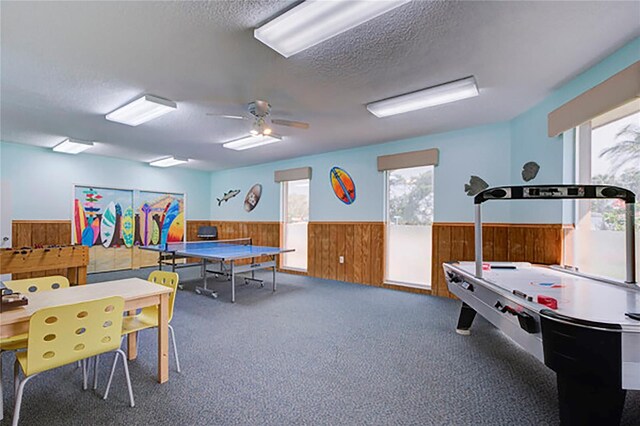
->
212, 37, 639, 225
3, 38, 638, 226
211, 122, 513, 223
0, 141, 212, 220
509, 37, 640, 223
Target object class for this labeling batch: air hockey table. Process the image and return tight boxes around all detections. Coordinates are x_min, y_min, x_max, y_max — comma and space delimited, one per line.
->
443, 184, 639, 426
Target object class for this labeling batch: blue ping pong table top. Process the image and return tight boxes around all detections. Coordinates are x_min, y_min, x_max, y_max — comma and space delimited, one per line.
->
142, 241, 292, 261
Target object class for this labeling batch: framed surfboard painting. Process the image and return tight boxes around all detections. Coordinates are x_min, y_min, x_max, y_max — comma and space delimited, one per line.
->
73, 185, 185, 273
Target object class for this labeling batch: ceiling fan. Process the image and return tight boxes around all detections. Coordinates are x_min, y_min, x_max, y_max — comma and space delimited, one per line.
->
207, 100, 310, 138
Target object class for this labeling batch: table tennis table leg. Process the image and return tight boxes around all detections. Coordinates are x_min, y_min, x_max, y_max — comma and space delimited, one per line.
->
272, 255, 276, 292
195, 258, 218, 298
251, 257, 255, 281
231, 260, 235, 303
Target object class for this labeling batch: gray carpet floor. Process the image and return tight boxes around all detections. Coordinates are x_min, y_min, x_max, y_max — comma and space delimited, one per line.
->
1, 267, 639, 425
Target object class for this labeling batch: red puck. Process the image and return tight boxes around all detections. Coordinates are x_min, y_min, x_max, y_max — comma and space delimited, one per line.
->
537, 295, 558, 310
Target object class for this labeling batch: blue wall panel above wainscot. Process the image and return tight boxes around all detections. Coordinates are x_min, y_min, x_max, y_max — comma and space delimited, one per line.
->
211, 122, 514, 224
0, 141, 212, 220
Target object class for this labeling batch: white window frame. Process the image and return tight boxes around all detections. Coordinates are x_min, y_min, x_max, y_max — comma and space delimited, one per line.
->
383, 166, 434, 289
280, 179, 309, 272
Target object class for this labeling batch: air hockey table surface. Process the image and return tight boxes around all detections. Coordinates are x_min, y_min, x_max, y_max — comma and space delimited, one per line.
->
451, 261, 640, 330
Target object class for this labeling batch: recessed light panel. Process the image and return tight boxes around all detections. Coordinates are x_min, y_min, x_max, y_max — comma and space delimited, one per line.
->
367, 76, 479, 118
255, 0, 411, 58
106, 95, 177, 126
52, 138, 94, 154
149, 156, 189, 167
223, 134, 282, 151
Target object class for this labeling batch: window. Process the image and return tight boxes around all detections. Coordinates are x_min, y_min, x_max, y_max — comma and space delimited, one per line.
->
385, 165, 434, 288
567, 102, 640, 281
281, 179, 309, 271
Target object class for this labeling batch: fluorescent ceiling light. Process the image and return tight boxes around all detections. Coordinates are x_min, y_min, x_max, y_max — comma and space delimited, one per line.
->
223, 134, 282, 151
254, 0, 411, 58
149, 156, 189, 168
367, 76, 479, 118
52, 138, 94, 154
106, 95, 176, 126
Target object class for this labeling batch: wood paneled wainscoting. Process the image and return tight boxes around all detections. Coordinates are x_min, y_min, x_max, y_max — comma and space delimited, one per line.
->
307, 222, 384, 286
12, 220, 72, 247
430, 222, 566, 298
187, 221, 385, 284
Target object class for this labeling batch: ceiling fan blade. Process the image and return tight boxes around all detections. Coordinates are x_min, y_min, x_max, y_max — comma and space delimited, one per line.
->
206, 113, 248, 120
271, 119, 310, 129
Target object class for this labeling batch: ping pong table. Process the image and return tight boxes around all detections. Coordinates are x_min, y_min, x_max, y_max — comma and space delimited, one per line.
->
141, 239, 293, 303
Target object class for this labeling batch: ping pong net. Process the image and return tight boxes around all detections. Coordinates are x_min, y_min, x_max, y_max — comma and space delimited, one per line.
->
162, 238, 253, 252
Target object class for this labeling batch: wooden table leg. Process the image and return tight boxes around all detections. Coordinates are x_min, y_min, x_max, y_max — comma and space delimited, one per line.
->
127, 310, 138, 360
157, 293, 169, 383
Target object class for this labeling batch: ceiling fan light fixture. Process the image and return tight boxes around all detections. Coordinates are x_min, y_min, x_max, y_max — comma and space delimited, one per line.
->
367, 76, 479, 118
223, 134, 282, 151
263, 127, 272, 135
106, 95, 177, 126
254, 0, 412, 58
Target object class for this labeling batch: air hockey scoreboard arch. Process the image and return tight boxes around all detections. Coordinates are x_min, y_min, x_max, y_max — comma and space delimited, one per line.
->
443, 184, 638, 426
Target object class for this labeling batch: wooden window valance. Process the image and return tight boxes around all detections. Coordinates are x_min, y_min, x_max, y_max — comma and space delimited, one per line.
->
274, 166, 312, 182
548, 61, 640, 137
377, 148, 439, 171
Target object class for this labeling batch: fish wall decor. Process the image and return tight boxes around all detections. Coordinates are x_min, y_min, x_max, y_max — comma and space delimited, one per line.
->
464, 175, 489, 196
217, 189, 241, 206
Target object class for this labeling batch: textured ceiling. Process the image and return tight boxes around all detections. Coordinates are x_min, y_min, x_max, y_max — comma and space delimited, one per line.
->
1, 1, 639, 171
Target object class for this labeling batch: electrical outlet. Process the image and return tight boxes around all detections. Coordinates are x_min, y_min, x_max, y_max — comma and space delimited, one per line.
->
339, 256, 344, 264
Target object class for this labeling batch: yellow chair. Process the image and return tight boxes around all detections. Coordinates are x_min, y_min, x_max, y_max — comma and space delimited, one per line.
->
104, 270, 180, 398
3, 276, 70, 294
1, 276, 71, 348
11, 296, 133, 426
0, 276, 71, 421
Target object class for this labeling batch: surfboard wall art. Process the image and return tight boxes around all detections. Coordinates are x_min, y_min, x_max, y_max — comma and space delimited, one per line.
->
100, 201, 117, 248
244, 184, 262, 212
134, 191, 185, 246
73, 185, 185, 272
122, 207, 134, 248
330, 167, 356, 205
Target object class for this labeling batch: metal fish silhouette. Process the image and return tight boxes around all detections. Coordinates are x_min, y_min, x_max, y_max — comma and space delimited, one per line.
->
464, 176, 489, 196
521, 161, 540, 182
217, 189, 241, 206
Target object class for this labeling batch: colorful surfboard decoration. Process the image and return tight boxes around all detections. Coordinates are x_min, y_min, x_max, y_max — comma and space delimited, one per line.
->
100, 202, 117, 248
151, 216, 161, 245
122, 207, 134, 248
81, 218, 95, 247
91, 216, 101, 244
73, 199, 88, 244
244, 184, 262, 212
140, 203, 152, 246
330, 166, 356, 205
160, 200, 180, 246
167, 212, 184, 242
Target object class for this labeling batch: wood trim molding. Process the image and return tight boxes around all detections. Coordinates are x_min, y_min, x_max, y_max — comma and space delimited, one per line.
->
12, 220, 71, 224
309, 221, 384, 225
435, 222, 567, 228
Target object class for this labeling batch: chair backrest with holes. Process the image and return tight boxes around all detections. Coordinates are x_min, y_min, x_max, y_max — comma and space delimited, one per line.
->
24, 296, 125, 376
148, 271, 179, 322
4, 276, 70, 294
